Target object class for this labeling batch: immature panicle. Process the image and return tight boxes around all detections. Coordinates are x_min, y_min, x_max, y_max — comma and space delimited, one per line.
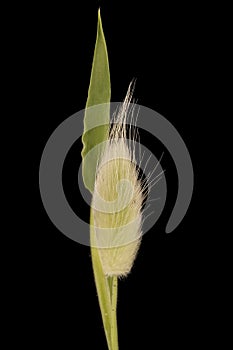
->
92, 84, 144, 277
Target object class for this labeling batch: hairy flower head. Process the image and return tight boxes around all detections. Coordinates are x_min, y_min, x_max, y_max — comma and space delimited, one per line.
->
92, 83, 145, 277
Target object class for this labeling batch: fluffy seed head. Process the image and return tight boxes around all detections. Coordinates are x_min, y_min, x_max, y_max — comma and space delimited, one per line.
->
92, 83, 144, 277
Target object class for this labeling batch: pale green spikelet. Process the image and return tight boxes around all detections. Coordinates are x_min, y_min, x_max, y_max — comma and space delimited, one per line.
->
92, 83, 144, 277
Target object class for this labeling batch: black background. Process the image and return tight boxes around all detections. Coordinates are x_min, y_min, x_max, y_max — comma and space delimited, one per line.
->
31, 0, 211, 348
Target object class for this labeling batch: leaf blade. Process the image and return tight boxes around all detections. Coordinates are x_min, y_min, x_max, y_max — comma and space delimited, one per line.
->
81, 9, 113, 350
81, 8, 111, 193
90, 210, 113, 350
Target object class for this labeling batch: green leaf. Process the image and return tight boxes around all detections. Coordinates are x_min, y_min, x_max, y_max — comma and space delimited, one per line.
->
110, 276, 118, 350
81, 9, 117, 350
90, 209, 113, 350
81, 8, 111, 193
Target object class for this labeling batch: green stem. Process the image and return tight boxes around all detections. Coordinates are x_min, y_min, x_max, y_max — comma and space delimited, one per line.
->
110, 275, 119, 350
